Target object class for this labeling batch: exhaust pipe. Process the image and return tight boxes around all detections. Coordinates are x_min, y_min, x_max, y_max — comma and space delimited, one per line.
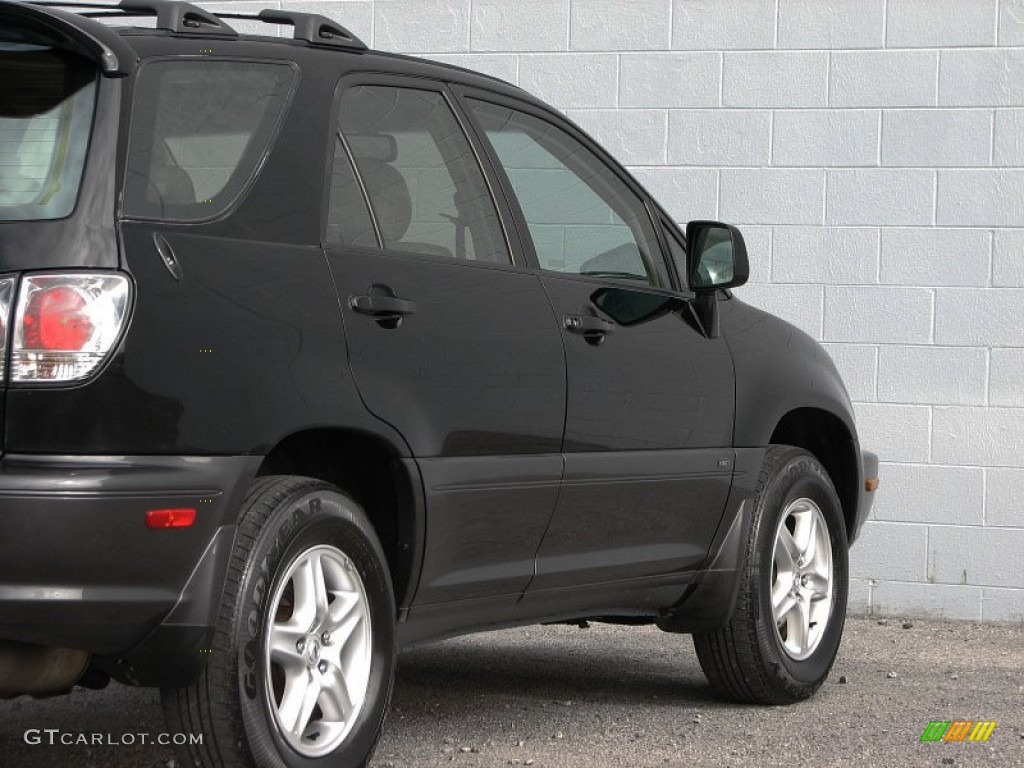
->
0, 641, 89, 698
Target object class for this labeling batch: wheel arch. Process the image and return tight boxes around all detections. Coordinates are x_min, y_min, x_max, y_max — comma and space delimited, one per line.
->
255, 428, 424, 611
769, 408, 860, 543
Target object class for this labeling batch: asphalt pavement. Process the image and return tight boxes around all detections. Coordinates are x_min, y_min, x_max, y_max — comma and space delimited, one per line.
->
1, 617, 1021, 767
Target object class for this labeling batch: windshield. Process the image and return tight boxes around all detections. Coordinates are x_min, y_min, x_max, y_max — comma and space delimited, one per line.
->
0, 43, 97, 221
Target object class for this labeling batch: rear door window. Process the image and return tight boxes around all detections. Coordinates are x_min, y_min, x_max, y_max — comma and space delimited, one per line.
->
0, 43, 96, 221
124, 59, 295, 221
328, 84, 510, 264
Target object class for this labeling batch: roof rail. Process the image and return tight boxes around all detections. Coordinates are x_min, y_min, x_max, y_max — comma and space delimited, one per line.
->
251, 10, 367, 51
27, 2, 367, 49
30, 1, 237, 36
120, 0, 236, 35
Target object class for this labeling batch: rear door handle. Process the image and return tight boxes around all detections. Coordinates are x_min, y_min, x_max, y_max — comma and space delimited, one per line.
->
564, 314, 615, 345
349, 291, 417, 330
349, 294, 417, 317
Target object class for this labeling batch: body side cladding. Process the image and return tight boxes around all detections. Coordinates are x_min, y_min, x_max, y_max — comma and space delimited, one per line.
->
656, 446, 763, 633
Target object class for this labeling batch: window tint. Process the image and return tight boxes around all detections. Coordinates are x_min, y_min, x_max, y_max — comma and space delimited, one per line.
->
469, 100, 662, 286
0, 44, 96, 221
333, 85, 509, 264
663, 222, 687, 283
124, 60, 295, 221
326, 139, 377, 247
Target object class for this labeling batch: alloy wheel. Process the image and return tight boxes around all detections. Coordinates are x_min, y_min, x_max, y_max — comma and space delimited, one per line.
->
264, 544, 372, 757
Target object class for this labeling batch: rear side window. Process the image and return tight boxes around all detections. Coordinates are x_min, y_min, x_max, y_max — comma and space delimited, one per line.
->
124, 59, 295, 221
328, 85, 510, 264
0, 43, 97, 221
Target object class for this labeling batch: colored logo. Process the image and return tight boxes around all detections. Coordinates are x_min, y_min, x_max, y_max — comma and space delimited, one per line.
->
920, 721, 997, 742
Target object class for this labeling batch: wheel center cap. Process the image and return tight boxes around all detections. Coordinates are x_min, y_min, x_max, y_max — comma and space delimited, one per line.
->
303, 636, 321, 665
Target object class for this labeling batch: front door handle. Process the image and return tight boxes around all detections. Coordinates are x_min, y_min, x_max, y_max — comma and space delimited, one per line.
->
564, 314, 615, 345
349, 290, 417, 329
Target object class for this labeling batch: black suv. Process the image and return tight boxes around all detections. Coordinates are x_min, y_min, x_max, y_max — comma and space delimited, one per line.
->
0, 3, 878, 766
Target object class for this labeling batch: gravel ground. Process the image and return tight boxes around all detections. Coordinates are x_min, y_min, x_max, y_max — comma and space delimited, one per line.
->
0, 617, 1021, 768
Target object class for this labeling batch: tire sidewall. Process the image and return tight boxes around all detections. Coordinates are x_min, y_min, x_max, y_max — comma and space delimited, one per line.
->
235, 484, 395, 768
752, 453, 849, 688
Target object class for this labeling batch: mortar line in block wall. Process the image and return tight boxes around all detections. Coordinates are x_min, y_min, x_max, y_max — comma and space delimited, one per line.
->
718, 53, 724, 107
773, 0, 780, 48
987, 229, 994, 287
872, 345, 880, 400
982, 468, 988, 526
924, 525, 930, 582
983, 348, 991, 407
989, 109, 996, 166
821, 168, 828, 225
926, 403, 933, 463
615, 53, 621, 108
668, 0, 673, 51
824, 49, 832, 109
566, 0, 572, 52
877, 111, 883, 167
929, 288, 936, 344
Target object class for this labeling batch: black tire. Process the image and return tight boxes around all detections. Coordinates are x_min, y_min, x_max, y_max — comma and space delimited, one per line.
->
693, 446, 849, 704
162, 475, 395, 768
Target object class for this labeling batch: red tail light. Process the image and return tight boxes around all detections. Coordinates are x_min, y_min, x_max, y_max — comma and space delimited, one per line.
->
23, 286, 94, 351
11, 273, 131, 383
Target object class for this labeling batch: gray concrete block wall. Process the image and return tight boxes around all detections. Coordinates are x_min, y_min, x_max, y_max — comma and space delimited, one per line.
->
197, 0, 1024, 623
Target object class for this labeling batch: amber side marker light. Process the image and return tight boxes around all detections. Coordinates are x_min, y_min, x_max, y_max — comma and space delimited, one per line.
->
865, 477, 880, 492
146, 508, 197, 529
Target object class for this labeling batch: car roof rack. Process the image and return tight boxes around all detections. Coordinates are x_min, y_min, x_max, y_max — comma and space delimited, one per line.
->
221, 10, 367, 51
27, 1, 367, 50
30, 1, 237, 36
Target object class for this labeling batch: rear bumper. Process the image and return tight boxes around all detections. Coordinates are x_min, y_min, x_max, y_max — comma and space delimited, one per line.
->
0, 454, 259, 675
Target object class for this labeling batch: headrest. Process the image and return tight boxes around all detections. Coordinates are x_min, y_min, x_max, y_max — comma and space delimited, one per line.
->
359, 160, 411, 244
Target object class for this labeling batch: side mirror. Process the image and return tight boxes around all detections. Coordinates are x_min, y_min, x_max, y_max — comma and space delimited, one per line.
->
685, 221, 750, 291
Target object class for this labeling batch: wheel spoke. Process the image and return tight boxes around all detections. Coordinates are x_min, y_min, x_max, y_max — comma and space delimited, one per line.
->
802, 511, 818, 562
331, 599, 366, 652
788, 598, 811, 655
319, 665, 355, 723
277, 671, 313, 735
775, 527, 800, 573
269, 622, 306, 667
327, 589, 361, 629
803, 572, 830, 599
294, 677, 322, 737
771, 574, 791, 614
312, 554, 331, 623
290, 557, 318, 629
791, 508, 816, 562
808, 591, 832, 631
773, 591, 797, 626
